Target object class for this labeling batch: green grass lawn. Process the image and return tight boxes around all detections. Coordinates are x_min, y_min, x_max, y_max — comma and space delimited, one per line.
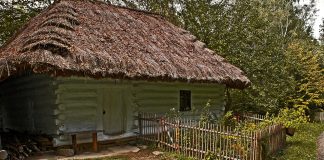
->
273, 123, 324, 160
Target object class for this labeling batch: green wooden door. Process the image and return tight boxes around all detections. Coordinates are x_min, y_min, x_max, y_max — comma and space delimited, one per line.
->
103, 88, 125, 135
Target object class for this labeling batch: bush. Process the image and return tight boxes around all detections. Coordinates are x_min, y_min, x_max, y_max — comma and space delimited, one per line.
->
274, 106, 309, 129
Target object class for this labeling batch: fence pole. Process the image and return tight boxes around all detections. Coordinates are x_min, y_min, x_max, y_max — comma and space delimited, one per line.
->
252, 131, 256, 160
138, 113, 143, 137
176, 118, 180, 153
157, 115, 161, 148
257, 130, 262, 160
138, 112, 286, 160
161, 117, 165, 150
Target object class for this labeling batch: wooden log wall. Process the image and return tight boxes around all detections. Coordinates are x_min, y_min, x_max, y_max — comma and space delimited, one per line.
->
0, 74, 226, 147
0, 74, 57, 134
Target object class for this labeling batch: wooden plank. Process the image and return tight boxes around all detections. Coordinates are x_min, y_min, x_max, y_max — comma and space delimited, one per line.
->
138, 113, 143, 136
71, 134, 77, 154
92, 132, 98, 152
200, 122, 203, 160
190, 120, 193, 157
137, 113, 287, 160
225, 126, 228, 159
213, 124, 216, 155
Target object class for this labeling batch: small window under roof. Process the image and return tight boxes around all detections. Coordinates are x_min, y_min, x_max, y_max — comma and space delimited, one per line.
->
179, 90, 191, 112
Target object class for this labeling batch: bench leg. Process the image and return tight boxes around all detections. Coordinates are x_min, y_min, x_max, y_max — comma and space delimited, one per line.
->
92, 132, 98, 152
71, 134, 77, 154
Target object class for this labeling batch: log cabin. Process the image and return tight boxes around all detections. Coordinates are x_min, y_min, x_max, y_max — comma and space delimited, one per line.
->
0, 0, 250, 147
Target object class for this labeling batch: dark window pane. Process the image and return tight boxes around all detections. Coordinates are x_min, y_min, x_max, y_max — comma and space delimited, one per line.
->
180, 90, 191, 111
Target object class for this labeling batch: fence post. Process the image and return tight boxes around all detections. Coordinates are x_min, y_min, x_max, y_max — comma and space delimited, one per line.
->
157, 117, 161, 148
254, 130, 262, 160
176, 118, 180, 153
161, 117, 165, 150
138, 113, 143, 137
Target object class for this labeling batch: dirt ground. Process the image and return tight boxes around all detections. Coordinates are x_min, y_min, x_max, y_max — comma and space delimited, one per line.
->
98, 149, 173, 160
27, 145, 176, 160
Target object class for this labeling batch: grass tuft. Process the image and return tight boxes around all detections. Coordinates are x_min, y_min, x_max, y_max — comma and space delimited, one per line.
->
272, 123, 324, 160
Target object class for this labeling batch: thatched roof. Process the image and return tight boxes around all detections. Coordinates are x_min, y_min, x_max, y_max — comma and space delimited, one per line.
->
0, 0, 250, 89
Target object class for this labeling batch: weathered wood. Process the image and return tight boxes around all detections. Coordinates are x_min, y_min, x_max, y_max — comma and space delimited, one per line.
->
317, 133, 324, 160
138, 113, 143, 136
92, 132, 98, 152
315, 112, 324, 122
71, 134, 77, 154
0, 75, 57, 135
138, 113, 286, 160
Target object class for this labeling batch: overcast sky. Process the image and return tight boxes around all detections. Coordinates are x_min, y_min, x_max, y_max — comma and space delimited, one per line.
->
314, 0, 324, 39
301, 0, 324, 39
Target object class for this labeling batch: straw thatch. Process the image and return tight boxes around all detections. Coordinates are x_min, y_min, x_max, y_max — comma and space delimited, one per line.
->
0, 0, 250, 89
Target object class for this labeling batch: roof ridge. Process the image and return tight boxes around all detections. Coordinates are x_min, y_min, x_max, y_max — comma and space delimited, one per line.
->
60, 0, 165, 18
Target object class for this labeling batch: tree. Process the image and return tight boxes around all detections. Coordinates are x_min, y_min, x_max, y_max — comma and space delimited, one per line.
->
285, 40, 324, 112
320, 18, 324, 44
0, 0, 53, 46
192, 0, 317, 113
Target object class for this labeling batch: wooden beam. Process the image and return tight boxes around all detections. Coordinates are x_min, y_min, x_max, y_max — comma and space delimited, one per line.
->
138, 113, 143, 136
71, 134, 77, 154
92, 132, 98, 152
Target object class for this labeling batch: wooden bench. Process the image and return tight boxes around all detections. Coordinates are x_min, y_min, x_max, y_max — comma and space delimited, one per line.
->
61, 130, 102, 154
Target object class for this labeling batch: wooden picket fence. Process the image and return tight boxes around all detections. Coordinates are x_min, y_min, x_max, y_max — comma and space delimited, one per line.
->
241, 114, 266, 124
242, 113, 286, 156
314, 112, 324, 122
138, 113, 286, 160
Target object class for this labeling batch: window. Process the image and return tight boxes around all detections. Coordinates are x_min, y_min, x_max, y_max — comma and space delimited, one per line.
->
179, 90, 191, 111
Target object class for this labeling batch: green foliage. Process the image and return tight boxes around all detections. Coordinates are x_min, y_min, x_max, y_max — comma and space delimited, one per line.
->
274, 107, 309, 129
166, 107, 182, 119
273, 123, 324, 160
320, 18, 324, 44
218, 111, 238, 128
234, 108, 308, 132
0, 0, 53, 45
199, 100, 218, 124
223, 0, 316, 114
205, 151, 217, 160
161, 152, 196, 160
237, 121, 269, 134
285, 40, 324, 113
